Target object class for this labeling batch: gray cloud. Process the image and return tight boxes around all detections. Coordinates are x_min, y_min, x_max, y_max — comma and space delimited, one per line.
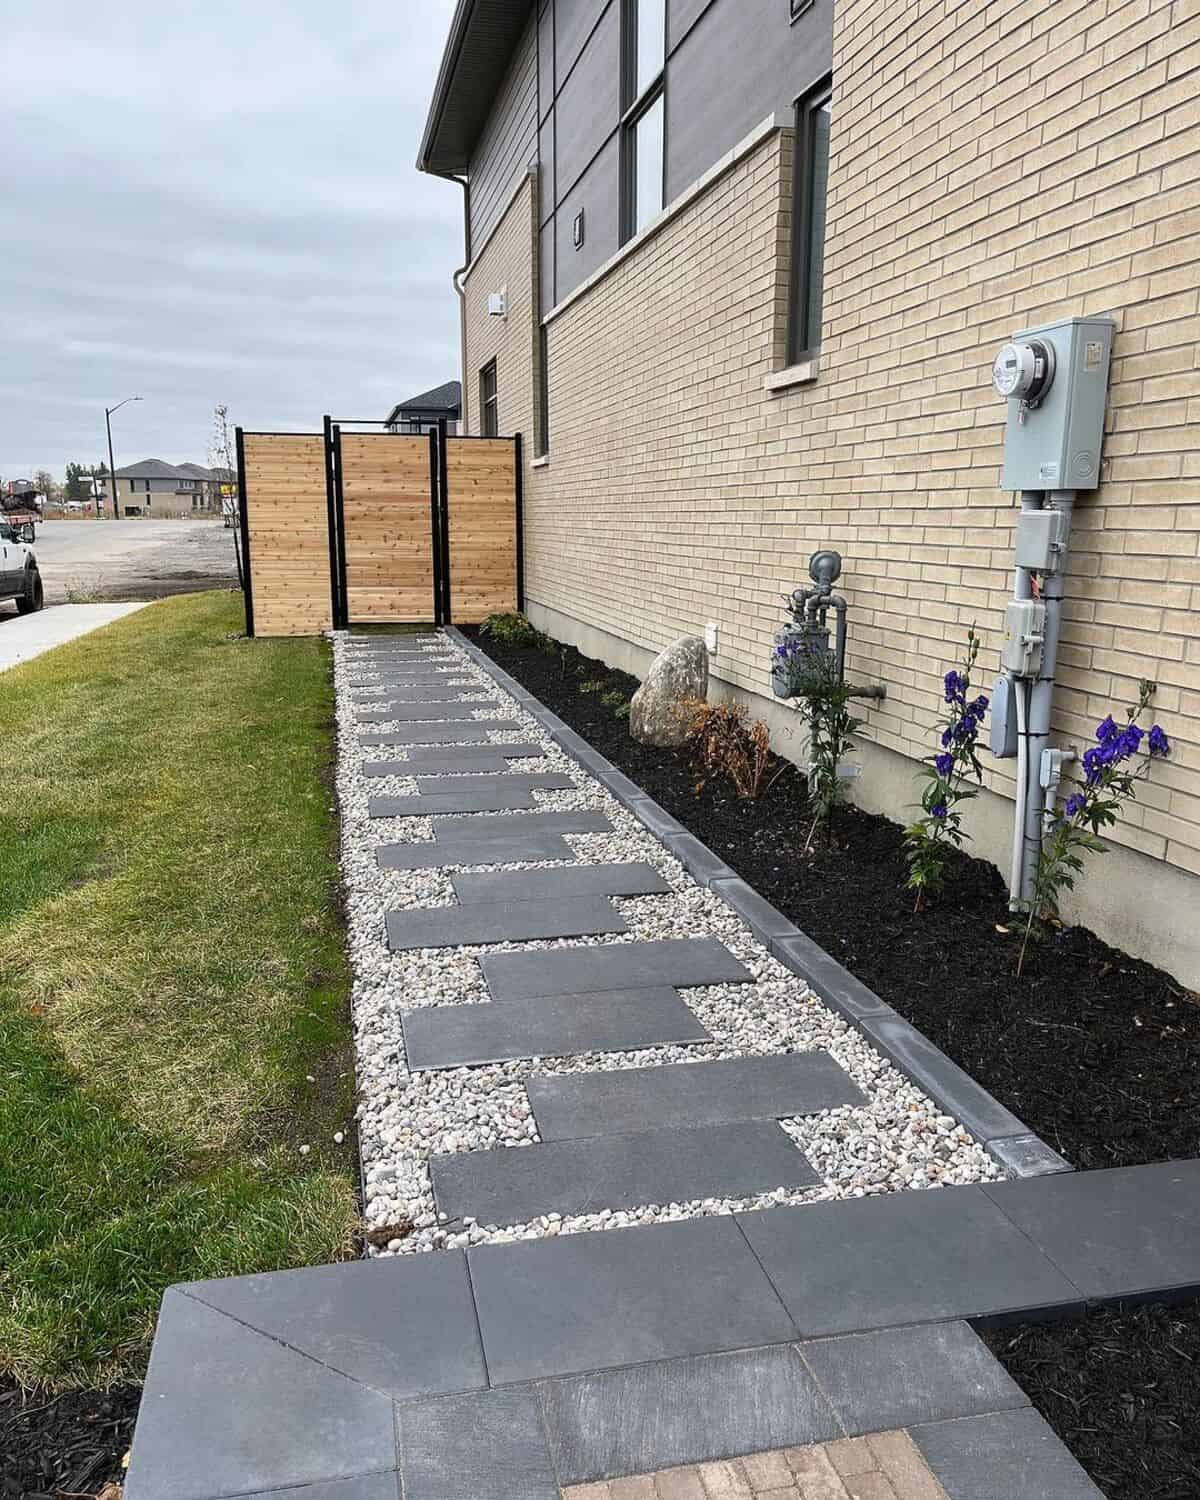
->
1, 0, 461, 477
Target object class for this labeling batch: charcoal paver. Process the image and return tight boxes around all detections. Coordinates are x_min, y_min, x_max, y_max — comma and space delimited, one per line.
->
430, 1120, 819, 1224
386, 895, 627, 951
798, 1322, 1028, 1436
365, 755, 524, 776
398, 1388, 559, 1500
378, 831, 581, 870
910, 1409, 1105, 1499
982, 1159, 1200, 1301
527, 1052, 863, 1140
357, 701, 500, 722
401, 987, 711, 1069
435, 810, 611, 837
737, 1186, 1084, 1336
468, 1215, 798, 1384
370, 784, 556, 817
122, 1291, 397, 1500
232, 1477, 400, 1500
405, 741, 544, 764
480, 936, 753, 1001
539, 1344, 840, 1486
351, 687, 482, 702
359, 722, 522, 745
452, 861, 670, 904
180, 1253, 486, 1401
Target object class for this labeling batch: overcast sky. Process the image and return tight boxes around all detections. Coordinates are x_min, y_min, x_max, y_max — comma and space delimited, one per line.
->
1, 0, 461, 480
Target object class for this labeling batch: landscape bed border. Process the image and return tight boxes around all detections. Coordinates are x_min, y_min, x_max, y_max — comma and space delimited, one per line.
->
446, 627, 1070, 1180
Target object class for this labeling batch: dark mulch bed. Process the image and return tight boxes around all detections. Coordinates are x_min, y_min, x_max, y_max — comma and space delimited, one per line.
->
0, 1378, 137, 1497
983, 1301, 1200, 1500
469, 628, 1200, 1170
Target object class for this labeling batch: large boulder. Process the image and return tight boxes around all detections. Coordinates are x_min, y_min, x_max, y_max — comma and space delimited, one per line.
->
630, 635, 709, 746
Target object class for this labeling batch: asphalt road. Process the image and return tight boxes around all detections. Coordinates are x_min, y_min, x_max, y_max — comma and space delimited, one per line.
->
25, 518, 239, 605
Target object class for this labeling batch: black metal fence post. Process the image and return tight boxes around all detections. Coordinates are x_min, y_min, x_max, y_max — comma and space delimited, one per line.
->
514, 432, 525, 614
437, 418, 452, 624
331, 424, 350, 630
323, 414, 344, 630
235, 426, 254, 638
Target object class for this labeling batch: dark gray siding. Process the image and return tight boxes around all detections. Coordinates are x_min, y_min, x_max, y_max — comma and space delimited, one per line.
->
465, 0, 830, 312
667, 0, 832, 198
469, 12, 539, 252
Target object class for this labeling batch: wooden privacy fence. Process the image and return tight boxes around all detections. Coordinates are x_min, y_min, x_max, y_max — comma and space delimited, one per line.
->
236, 421, 523, 637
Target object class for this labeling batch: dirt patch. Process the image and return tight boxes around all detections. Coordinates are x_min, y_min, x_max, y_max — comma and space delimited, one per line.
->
469, 629, 1199, 1170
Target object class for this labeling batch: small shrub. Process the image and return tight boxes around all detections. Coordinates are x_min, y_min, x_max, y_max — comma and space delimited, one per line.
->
479, 611, 553, 652
682, 699, 779, 801
792, 653, 862, 849
904, 627, 988, 910
599, 688, 630, 716
1020, 682, 1170, 974
579, 679, 605, 695
612, 700, 631, 722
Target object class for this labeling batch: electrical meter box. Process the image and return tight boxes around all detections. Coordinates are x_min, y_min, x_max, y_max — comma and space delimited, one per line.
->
1014, 507, 1070, 572
999, 315, 1115, 491
1000, 599, 1046, 677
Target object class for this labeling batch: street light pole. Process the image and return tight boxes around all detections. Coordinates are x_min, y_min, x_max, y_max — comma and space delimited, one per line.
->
104, 396, 142, 521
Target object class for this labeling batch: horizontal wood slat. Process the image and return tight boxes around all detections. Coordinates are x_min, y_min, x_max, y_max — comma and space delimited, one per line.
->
243, 433, 330, 637
445, 437, 518, 624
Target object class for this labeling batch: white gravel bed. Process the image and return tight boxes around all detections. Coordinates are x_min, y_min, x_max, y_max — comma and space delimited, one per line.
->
332, 631, 1004, 1255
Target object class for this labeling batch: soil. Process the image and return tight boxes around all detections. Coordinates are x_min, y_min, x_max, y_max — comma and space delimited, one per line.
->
983, 1301, 1200, 1500
469, 628, 1200, 1171
0, 1378, 137, 1497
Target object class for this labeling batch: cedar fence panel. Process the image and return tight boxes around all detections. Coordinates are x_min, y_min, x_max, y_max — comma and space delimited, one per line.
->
444, 435, 520, 624
337, 431, 436, 623
239, 432, 332, 638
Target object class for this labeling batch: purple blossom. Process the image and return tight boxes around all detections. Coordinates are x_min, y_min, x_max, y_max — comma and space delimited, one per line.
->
934, 753, 954, 778
930, 802, 948, 820
971, 695, 989, 718
943, 671, 966, 706
1149, 724, 1171, 757
1096, 714, 1120, 744
1064, 792, 1087, 819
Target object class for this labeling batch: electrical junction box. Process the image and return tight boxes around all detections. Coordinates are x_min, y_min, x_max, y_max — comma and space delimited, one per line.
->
1014, 507, 1070, 572
998, 315, 1115, 491
988, 674, 1019, 758
1000, 598, 1046, 677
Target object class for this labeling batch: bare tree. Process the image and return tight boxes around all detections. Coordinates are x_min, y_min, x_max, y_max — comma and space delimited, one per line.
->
209, 403, 243, 590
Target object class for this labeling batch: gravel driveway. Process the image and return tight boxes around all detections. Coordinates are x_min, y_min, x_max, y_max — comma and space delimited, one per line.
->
29, 517, 238, 605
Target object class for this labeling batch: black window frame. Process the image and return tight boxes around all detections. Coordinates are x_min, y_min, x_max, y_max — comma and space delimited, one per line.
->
535, 325, 550, 457
787, 76, 833, 365
619, 0, 667, 245
479, 359, 499, 437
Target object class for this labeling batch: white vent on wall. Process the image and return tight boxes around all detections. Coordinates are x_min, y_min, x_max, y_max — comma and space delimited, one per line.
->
487, 288, 507, 317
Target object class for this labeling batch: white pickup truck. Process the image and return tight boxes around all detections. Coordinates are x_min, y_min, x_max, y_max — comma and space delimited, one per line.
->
0, 521, 44, 614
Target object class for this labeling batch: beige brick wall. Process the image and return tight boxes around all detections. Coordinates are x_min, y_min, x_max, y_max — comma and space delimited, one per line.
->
464, 0, 1200, 979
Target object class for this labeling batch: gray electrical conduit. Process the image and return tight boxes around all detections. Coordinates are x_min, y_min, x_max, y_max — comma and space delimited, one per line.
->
1009, 490, 1043, 904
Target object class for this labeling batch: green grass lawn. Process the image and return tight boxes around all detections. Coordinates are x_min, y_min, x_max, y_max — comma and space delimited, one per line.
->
0, 592, 358, 1389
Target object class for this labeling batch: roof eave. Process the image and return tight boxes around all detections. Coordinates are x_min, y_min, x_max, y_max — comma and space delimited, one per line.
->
417, 0, 534, 176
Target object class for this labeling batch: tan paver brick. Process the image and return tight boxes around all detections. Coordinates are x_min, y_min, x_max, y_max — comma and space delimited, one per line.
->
697, 1459, 752, 1496
654, 1466, 708, 1500
844, 1475, 899, 1500
741, 1452, 794, 1490
612, 1479, 658, 1500
865, 1432, 950, 1500
565, 1486, 612, 1500
823, 1439, 879, 1478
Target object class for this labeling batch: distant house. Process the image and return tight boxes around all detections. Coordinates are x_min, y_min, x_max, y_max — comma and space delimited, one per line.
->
383, 381, 461, 436
110, 460, 223, 517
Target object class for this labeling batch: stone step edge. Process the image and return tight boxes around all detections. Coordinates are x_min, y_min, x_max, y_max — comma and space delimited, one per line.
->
444, 626, 1071, 1181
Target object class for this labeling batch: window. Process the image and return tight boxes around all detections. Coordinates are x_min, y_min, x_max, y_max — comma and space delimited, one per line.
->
620, 0, 666, 242
788, 80, 832, 363
479, 360, 498, 437
536, 325, 550, 456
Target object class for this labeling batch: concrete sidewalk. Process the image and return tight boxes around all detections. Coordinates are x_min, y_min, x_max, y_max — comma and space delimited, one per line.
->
0, 601, 148, 673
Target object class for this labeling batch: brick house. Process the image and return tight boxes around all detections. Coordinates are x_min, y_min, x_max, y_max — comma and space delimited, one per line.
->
418, 0, 1200, 985
111, 460, 222, 517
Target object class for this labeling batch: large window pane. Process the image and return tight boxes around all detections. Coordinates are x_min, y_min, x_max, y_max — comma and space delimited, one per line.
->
634, 94, 664, 232
803, 98, 831, 350
635, 0, 665, 97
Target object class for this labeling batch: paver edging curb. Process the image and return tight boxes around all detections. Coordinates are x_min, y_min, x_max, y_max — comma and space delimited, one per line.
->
446, 627, 1072, 1180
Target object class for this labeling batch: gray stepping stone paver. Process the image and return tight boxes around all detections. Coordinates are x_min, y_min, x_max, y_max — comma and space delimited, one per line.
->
405, 742, 544, 764
798, 1321, 1028, 1435
429, 1120, 819, 1224
481, 936, 753, 1001
434, 809, 612, 837
360, 722, 522, 744
351, 686, 480, 702
357, 701, 500, 722
527, 1051, 863, 1140
370, 773, 574, 816
386, 895, 628, 951
982, 1158, 1200, 1300
737, 1184, 1084, 1336
180, 1252, 486, 1401
378, 831, 581, 870
538, 1343, 840, 1485
122, 1290, 397, 1500
467, 1215, 797, 1384
911, 1408, 1106, 1499
398, 1388, 559, 1500
401, 986, 712, 1069
452, 861, 670, 904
